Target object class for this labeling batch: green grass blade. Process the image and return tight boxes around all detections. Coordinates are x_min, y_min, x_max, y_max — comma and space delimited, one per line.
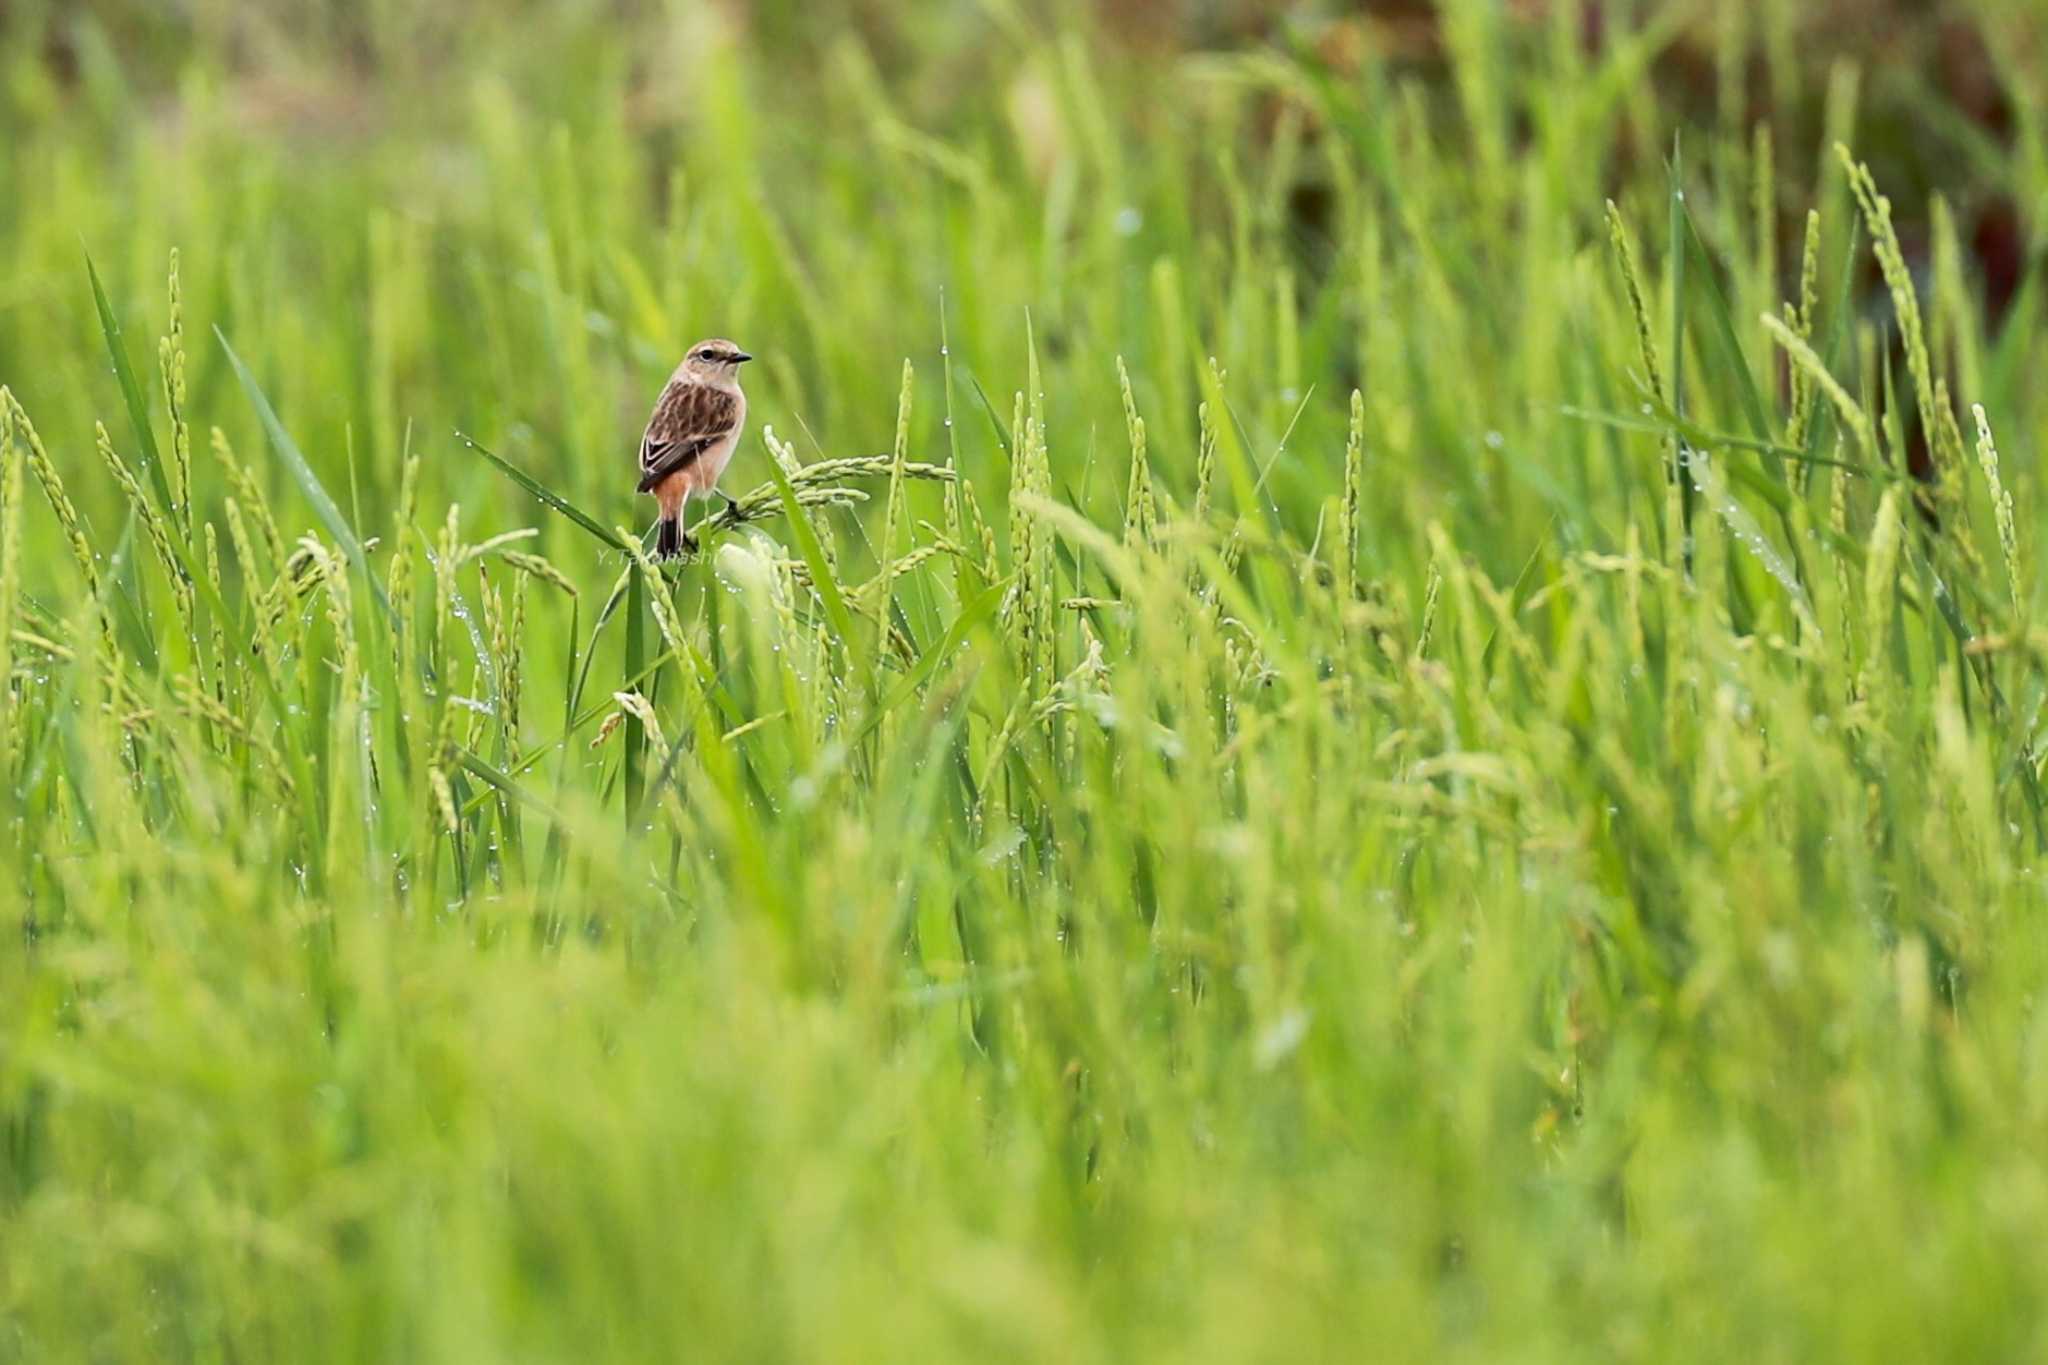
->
1681, 207, 1778, 456
456, 747, 562, 822
85, 251, 179, 521
456, 429, 631, 551
217, 327, 395, 622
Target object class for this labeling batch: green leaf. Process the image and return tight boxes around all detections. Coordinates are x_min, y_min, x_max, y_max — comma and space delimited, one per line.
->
1559, 405, 1889, 477
456, 747, 562, 822
216, 326, 394, 621
85, 252, 178, 521
456, 429, 631, 551
966, 374, 1014, 459
1680, 206, 1777, 459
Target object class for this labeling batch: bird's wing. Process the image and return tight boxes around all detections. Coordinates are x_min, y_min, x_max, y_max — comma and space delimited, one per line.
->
637, 382, 740, 491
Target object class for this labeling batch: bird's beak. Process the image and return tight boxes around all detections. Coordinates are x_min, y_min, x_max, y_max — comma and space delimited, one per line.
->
735, 351, 754, 364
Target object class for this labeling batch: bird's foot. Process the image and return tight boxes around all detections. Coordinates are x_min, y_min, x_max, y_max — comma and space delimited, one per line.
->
721, 493, 745, 524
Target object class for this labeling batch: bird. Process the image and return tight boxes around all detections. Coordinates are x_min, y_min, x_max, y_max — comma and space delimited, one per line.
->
636, 338, 752, 559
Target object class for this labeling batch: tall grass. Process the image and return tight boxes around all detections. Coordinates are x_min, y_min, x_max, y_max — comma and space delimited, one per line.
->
4, 4, 2048, 1359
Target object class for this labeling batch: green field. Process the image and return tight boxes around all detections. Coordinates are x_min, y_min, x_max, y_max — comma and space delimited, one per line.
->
4, 3, 2048, 1359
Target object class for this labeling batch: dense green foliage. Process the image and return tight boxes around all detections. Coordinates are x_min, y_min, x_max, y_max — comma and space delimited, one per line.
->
4, 3, 2048, 1359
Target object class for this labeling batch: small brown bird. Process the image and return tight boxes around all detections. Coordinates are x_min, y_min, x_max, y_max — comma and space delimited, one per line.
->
637, 338, 752, 558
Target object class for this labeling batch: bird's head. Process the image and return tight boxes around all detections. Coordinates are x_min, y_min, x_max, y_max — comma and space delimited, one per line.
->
682, 338, 753, 382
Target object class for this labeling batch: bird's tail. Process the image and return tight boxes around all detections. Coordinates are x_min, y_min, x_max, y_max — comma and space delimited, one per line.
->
655, 516, 683, 560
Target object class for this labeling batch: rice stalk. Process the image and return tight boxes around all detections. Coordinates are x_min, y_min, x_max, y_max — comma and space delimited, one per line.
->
505, 572, 528, 759
3, 390, 109, 657
203, 520, 229, 745
1830, 454, 1855, 680
432, 504, 461, 681
1972, 405, 2022, 620
0, 406, 20, 773
1195, 399, 1217, 525
1761, 314, 1876, 462
1837, 145, 1960, 522
1117, 357, 1156, 552
158, 249, 192, 537
880, 359, 913, 574
177, 674, 295, 799
1341, 387, 1364, 603
96, 421, 197, 649
1604, 201, 1666, 406
387, 450, 422, 654
222, 498, 269, 667
428, 764, 459, 833
1785, 210, 1823, 456
500, 551, 579, 599
211, 427, 286, 572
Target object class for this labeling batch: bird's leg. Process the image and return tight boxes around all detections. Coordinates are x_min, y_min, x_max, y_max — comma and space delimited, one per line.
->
722, 492, 744, 523
679, 495, 704, 556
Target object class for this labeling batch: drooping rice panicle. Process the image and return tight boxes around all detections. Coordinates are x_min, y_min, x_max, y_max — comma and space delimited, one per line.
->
958, 475, 999, 580
500, 550, 578, 599
1972, 405, 2023, 620
4, 390, 113, 658
428, 763, 459, 833
220, 496, 260, 622
96, 421, 197, 648
1762, 313, 1875, 462
1604, 200, 1666, 405
212, 426, 286, 571
1837, 145, 1956, 516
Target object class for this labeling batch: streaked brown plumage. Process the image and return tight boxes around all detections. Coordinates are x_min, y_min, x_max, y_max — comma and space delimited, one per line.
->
638, 338, 751, 558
